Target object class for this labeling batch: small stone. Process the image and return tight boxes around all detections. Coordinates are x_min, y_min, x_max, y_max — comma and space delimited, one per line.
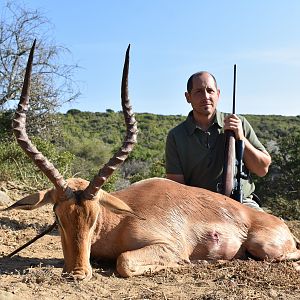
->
0, 191, 12, 206
0, 291, 22, 300
268, 289, 278, 298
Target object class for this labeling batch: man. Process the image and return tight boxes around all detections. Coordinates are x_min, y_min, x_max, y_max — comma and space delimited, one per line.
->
165, 71, 271, 209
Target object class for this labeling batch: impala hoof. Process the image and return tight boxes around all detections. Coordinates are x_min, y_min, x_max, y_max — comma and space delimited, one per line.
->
292, 261, 300, 272
62, 267, 92, 281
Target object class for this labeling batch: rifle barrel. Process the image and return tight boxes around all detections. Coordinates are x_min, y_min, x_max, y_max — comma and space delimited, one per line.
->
232, 64, 236, 114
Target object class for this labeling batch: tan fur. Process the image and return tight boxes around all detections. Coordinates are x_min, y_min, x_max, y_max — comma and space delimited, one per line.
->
6, 177, 300, 280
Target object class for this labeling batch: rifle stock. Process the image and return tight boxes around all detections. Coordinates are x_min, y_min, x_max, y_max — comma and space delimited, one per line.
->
222, 130, 235, 197
221, 64, 237, 199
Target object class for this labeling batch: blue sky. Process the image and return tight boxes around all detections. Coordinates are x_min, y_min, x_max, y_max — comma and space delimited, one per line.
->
16, 1, 300, 115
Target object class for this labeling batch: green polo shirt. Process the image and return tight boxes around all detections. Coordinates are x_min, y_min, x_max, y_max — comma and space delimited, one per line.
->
165, 110, 266, 198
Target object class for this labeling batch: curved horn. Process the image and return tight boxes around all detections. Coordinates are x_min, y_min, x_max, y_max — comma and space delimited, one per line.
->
83, 44, 137, 199
12, 40, 72, 199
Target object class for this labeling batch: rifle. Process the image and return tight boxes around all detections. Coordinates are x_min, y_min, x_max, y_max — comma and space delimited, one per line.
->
221, 64, 248, 202
232, 139, 248, 202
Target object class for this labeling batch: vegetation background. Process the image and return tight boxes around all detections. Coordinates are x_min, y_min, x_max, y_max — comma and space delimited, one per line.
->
0, 109, 299, 220
0, 1, 299, 221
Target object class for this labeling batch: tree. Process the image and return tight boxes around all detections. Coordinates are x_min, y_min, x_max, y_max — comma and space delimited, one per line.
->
256, 130, 300, 200
0, 1, 80, 137
270, 131, 300, 200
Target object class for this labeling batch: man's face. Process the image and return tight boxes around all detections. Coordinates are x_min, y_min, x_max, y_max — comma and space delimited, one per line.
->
185, 73, 220, 116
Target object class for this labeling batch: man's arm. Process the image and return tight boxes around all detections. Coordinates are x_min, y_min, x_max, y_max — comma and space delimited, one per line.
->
224, 114, 271, 177
165, 130, 186, 183
242, 142, 271, 176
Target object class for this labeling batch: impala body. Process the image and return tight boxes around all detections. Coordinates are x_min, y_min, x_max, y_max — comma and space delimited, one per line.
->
5, 41, 300, 280
12, 176, 298, 280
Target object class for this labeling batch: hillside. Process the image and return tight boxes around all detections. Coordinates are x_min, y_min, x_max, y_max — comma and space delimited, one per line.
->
60, 109, 300, 159
0, 109, 299, 218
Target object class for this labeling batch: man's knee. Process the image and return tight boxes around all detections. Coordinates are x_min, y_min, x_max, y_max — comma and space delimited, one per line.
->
243, 196, 264, 211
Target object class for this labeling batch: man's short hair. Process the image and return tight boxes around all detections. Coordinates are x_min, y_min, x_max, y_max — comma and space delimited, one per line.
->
187, 71, 218, 93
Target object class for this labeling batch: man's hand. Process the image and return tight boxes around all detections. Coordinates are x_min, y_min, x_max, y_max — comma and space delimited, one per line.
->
224, 114, 271, 177
224, 114, 244, 140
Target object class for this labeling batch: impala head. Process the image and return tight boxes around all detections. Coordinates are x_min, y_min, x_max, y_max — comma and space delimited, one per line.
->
8, 40, 138, 280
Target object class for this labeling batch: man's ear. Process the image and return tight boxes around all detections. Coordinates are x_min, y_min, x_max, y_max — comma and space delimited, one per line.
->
2, 189, 56, 211
185, 92, 191, 103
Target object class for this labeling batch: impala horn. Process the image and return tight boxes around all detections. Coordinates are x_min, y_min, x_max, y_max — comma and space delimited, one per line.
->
83, 44, 137, 199
12, 40, 73, 199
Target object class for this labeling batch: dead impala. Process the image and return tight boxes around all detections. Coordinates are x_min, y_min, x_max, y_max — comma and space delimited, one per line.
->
4, 41, 300, 281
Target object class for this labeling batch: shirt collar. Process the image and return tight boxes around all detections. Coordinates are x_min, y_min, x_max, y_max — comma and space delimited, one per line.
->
215, 110, 224, 128
185, 110, 223, 135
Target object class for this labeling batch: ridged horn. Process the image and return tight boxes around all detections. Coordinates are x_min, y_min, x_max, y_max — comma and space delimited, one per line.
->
83, 44, 137, 199
12, 40, 73, 199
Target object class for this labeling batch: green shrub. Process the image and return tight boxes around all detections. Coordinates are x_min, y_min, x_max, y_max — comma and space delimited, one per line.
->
263, 197, 300, 220
0, 138, 74, 189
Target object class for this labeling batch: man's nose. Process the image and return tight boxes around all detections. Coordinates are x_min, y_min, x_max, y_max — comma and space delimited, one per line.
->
204, 90, 210, 99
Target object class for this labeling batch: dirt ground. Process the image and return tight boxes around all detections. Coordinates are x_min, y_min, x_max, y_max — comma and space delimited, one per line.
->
0, 181, 299, 300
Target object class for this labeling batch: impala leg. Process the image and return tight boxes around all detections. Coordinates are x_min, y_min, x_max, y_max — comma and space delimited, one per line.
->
292, 261, 300, 272
116, 244, 188, 277
281, 246, 300, 260
245, 229, 300, 263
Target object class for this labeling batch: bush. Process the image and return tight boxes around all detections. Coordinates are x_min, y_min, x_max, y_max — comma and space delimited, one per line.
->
263, 197, 300, 220
256, 131, 300, 218
0, 138, 74, 189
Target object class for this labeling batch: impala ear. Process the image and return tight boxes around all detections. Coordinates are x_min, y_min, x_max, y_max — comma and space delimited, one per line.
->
2, 189, 56, 211
99, 193, 145, 220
